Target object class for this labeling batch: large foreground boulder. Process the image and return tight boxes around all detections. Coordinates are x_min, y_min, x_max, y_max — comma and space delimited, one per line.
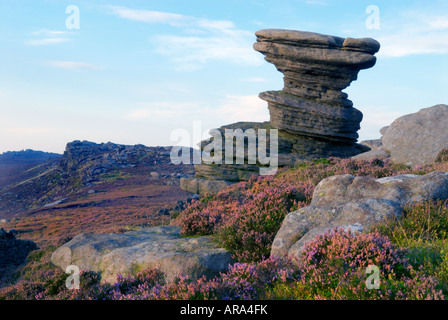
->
271, 171, 448, 263
51, 225, 234, 283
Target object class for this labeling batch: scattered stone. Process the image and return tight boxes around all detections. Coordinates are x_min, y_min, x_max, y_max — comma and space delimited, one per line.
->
150, 172, 160, 179
51, 225, 234, 283
43, 198, 69, 208
271, 171, 448, 263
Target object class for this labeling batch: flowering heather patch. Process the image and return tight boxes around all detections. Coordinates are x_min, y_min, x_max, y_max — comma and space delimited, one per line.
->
297, 228, 443, 299
0, 256, 298, 300
175, 157, 436, 263
216, 185, 307, 262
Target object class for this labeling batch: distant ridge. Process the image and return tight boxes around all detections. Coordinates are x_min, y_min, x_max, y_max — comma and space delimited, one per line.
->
0, 149, 61, 163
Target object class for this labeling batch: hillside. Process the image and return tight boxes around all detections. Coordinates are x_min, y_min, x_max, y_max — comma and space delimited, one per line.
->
0, 141, 195, 220
0, 150, 61, 190
0, 141, 196, 247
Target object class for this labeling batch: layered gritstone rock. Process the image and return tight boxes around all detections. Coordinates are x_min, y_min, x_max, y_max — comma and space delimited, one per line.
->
254, 29, 380, 143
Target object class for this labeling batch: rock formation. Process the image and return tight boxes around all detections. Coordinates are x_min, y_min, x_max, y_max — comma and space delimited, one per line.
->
353, 104, 448, 165
51, 225, 234, 283
254, 29, 380, 151
271, 171, 448, 264
181, 29, 380, 195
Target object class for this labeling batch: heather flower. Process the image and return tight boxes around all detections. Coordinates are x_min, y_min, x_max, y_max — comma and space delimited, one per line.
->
298, 228, 443, 300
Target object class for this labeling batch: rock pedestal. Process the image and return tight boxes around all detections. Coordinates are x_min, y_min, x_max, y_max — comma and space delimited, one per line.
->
181, 29, 380, 195
254, 29, 380, 145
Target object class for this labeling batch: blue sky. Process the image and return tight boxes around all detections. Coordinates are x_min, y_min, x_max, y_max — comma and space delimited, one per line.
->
0, 0, 447, 153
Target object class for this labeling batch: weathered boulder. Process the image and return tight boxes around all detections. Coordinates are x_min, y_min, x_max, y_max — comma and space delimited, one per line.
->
382, 104, 448, 166
51, 225, 234, 283
271, 171, 448, 263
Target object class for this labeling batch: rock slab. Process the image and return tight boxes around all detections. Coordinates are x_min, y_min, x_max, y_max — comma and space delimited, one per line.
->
271, 171, 448, 263
51, 225, 234, 283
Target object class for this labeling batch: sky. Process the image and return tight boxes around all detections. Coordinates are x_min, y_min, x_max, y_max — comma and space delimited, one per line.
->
0, 0, 447, 154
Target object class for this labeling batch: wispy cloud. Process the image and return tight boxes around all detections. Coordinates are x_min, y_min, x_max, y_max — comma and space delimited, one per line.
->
106, 5, 263, 70
358, 107, 404, 139
26, 38, 70, 45
303, 0, 328, 6
373, 9, 448, 57
213, 95, 269, 123
124, 102, 200, 120
25, 29, 71, 46
124, 95, 269, 124
44, 60, 104, 71
32, 29, 67, 37
105, 5, 189, 26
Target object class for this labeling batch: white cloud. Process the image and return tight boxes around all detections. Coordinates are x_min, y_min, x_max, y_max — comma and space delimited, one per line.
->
124, 102, 201, 120
373, 9, 448, 58
25, 29, 71, 46
105, 5, 189, 26
106, 5, 263, 70
240, 77, 268, 82
25, 38, 70, 45
213, 95, 269, 123
303, 0, 328, 6
124, 95, 269, 124
31, 29, 67, 37
44, 61, 104, 71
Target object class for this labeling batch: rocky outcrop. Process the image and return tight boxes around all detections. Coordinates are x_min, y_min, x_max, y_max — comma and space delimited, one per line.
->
352, 104, 448, 165
0, 140, 195, 218
271, 171, 448, 263
181, 30, 379, 195
61, 141, 175, 184
51, 225, 234, 283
